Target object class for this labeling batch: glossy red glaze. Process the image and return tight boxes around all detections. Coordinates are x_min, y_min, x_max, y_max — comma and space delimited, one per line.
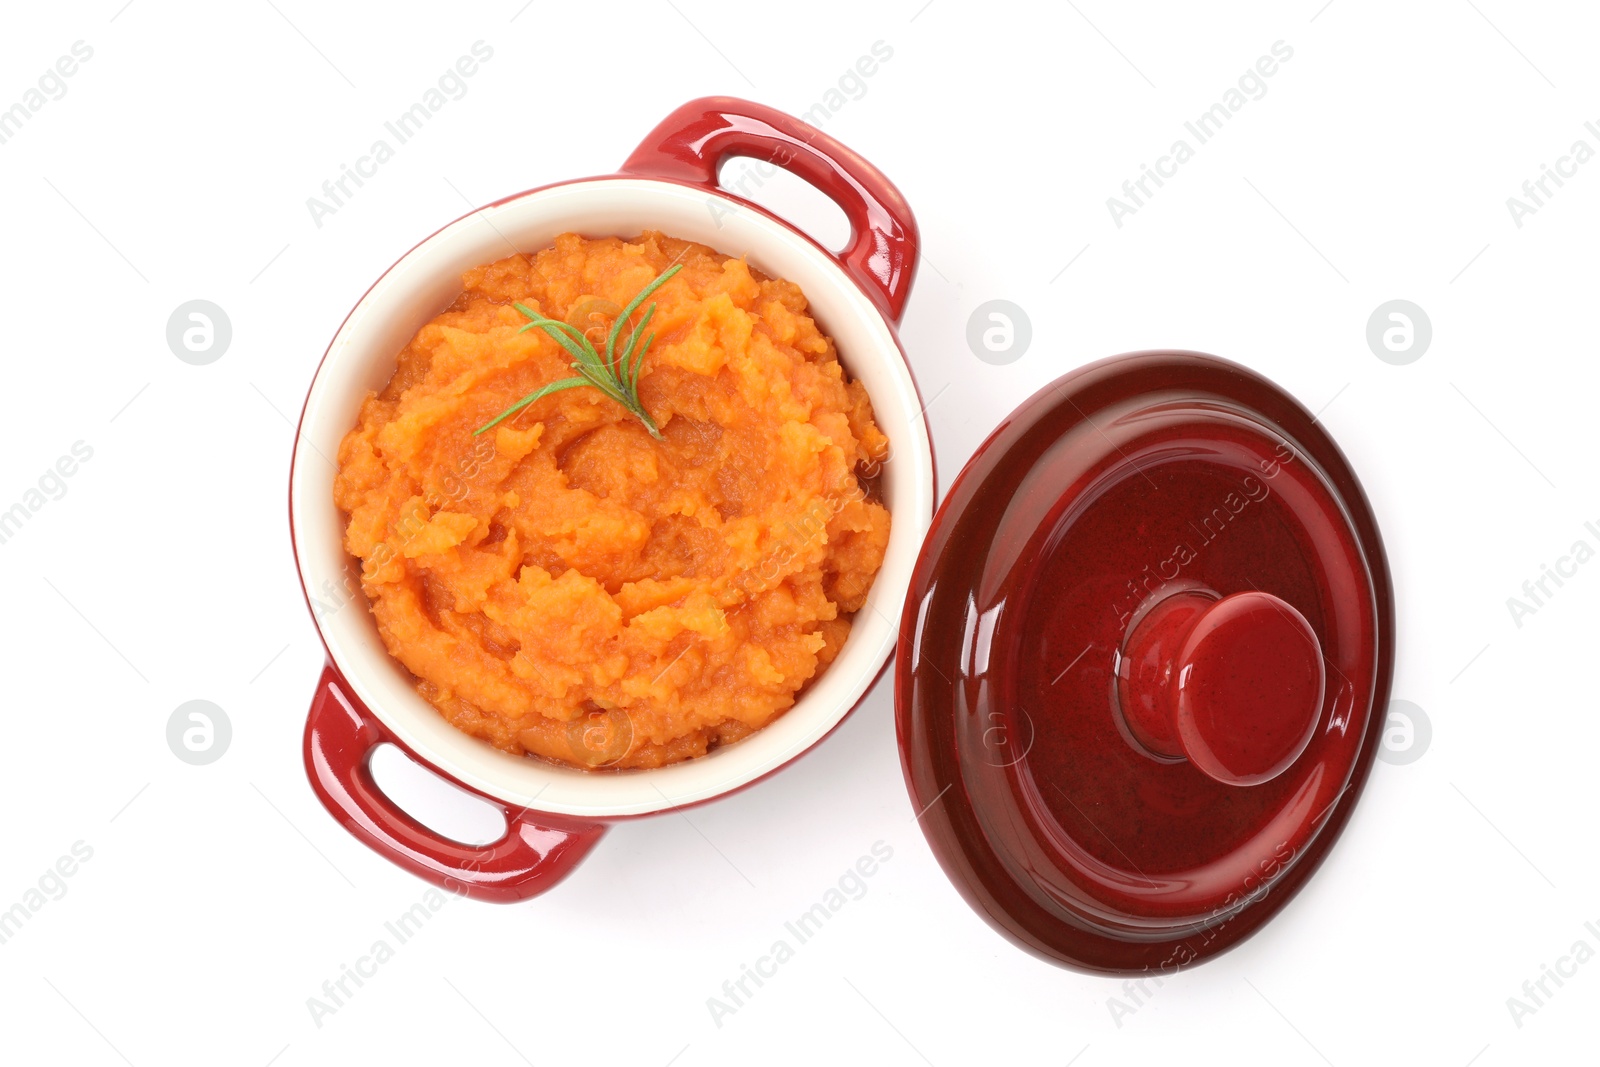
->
1118, 590, 1324, 786
621, 97, 920, 322
304, 663, 605, 902
1115, 590, 1211, 760
896, 352, 1394, 974
294, 97, 927, 902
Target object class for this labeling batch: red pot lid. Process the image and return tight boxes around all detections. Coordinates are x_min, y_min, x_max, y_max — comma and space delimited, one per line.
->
895, 351, 1394, 974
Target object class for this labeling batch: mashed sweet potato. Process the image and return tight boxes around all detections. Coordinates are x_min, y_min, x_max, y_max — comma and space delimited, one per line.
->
334, 232, 891, 769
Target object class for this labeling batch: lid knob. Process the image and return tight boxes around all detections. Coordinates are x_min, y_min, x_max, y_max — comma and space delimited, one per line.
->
1116, 590, 1324, 787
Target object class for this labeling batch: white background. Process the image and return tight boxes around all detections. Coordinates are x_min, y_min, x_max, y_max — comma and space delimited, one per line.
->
1, 1, 1595, 1064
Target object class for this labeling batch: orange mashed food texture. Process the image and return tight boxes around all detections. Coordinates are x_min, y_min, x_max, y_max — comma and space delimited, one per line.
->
334, 233, 891, 770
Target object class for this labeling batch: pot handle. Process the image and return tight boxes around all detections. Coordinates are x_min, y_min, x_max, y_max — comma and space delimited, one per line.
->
303, 661, 605, 903
621, 96, 921, 323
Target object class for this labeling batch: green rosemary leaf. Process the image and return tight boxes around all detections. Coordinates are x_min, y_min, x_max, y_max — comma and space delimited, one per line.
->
512, 302, 585, 343
630, 331, 656, 395
573, 364, 631, 407
512, 305, 593, 355
479, 263, 680, 441
472, 377, 589, 435
515, 305, 600, 371
619, 303, 658, 392
605, 263, 682, 363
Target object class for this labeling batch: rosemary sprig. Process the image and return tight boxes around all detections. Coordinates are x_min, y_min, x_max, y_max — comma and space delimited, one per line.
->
474, 263, 683, 439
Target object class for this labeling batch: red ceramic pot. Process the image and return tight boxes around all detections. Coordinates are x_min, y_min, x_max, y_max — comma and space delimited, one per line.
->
289, 98, 937, 902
